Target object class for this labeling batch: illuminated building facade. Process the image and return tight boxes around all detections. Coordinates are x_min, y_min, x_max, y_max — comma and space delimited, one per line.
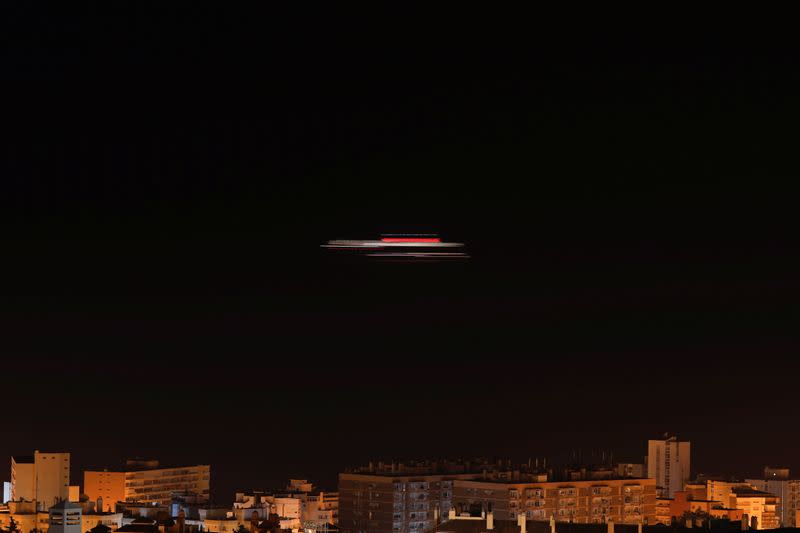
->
233, 479, 339, 527
303, 490, 339, 525
653, 490, 742, 525
730, 487, 780, 530
646, 436, 690, 498
451, 478, 656, 525
10, 451, 71, 509
84, 460, 210, 509
0, 496, 123, 533
339, 471, 478, 533
747, 468, 800, 527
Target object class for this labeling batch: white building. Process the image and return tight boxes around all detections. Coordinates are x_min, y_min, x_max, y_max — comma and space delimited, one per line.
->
233, 480, 339, 528
747, 468, 800, 527
11, 451, 71, 509
646, 435, 690, 498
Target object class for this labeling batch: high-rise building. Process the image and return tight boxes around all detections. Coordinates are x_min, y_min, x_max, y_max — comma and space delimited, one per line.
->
11, 456, 35, 501
646, 436, 690, 498
10, 451, 71, 509
84, 460, 210, 509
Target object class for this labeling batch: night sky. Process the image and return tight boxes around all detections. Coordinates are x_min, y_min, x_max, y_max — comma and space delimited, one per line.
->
2, 7, 799, 504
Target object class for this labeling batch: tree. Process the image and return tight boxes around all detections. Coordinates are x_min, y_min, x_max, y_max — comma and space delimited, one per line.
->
678, 510, 712, 528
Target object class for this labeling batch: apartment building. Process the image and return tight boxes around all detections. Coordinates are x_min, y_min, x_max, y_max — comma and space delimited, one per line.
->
653, 491, 742, 525
303, 490, 339, 525
646, 436, 690, 498
84, 460, 210, 509
339, 472, 479, 533
747, 467, 800, 527
730, 487, 779, 530
234, 479, 339, 527
451, 478, 656, 525
0, 499, 122, 533
705, 480, 752, 507
10, 451, 71, 509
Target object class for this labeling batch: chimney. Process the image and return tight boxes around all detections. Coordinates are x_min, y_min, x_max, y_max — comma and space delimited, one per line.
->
607, 518, 614, 533
97, 496, 103, 513
517, 513, 526, 533
486, 511, 494, 530
549, 514, 556, 533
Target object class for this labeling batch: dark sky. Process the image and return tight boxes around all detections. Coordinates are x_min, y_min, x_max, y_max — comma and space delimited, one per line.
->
2, 6, 799, 504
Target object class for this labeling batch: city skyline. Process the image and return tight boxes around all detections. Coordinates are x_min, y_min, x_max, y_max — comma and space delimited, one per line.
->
0, 434, 793, 506
4, 439, 800, 531
2, 6, 800, 533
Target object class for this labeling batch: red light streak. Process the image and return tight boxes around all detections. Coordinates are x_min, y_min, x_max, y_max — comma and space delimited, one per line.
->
380, 237, 441, 243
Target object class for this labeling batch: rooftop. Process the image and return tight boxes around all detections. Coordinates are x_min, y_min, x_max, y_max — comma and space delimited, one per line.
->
731, 487, 775, 497
436, 520, 752, 533
87, 463, 210, 473
115, 525, 159, 533
50, 500, 83, 511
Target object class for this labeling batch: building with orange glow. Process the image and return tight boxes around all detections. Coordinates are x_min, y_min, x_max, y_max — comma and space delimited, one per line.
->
730, 487, 780, 530
84, 460, 210, 510
451, 477, 656, 525
234, 480, 339, 527
0, 499, 122, 533
653, 491, 742, 525
747, 467, 800, 527
83, 471, 126, 512
10, 451, 71, 510
654, 498, 671, 525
